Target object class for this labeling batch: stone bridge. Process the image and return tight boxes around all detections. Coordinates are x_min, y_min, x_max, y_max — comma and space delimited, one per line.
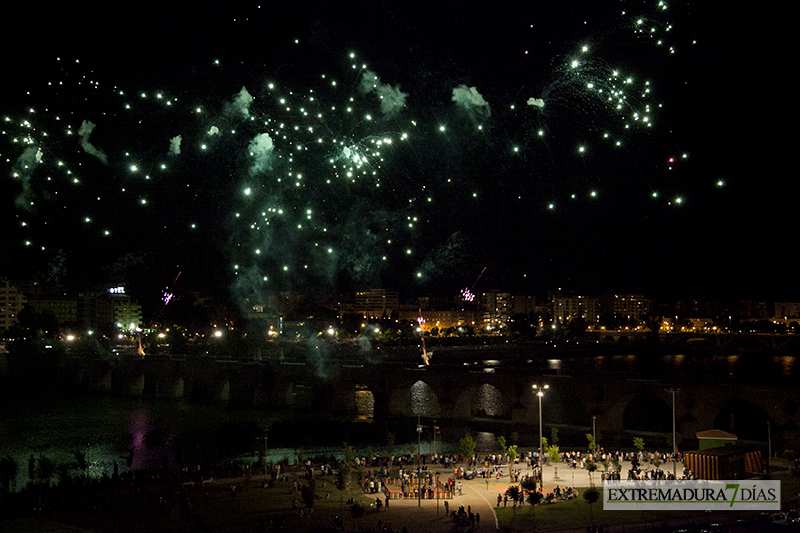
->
92, 351, 800, 450
594, 331, 800, 351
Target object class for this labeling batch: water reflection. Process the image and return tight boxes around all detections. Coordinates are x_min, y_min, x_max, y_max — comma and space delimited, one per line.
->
780, 356, 795, 376
545, 352, 796, 380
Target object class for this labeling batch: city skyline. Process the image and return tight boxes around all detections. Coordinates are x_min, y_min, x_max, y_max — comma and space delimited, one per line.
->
3, 275, 798, 339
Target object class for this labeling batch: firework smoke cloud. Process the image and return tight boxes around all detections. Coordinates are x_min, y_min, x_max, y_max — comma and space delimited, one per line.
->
11, 146, 42, 209
360, 70, 407, 118
77, 120, 108, 164
248, 133, 275, 175
452, 85, 491, 121
226, 87, 254, 119
168, 135, 182, 155
527, 97, 545, 109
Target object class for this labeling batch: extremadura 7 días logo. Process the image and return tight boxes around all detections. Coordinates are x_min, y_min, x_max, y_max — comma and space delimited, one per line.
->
603, 480, 780, 510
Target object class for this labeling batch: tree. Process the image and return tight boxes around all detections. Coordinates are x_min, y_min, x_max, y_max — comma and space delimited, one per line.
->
586, 460, 598, 487
583, 487, 600, 525
386, 432, 395, 458
459, 433, 476, 460
583, 487, 600, 503
610, 457, 621, 476
349, 502, 365, 524
497, 436, 507, 455
505, 485, 523, 513
547, 445, 562, 480
665, 431, 683, 450
632, 437, 645, 475
566, 316, 587, 341
0, 457, 17, 492
29, 455, 55, 519
72, 450, 88, 479
507, 444, 519, 463
526, 490, 543, 506
301, 479, 316, 509
586, 433, 597, 453
339, 443, 356, 495
35, 456, 55, 488
520, 475, 537, 500
550, 427, 559, 446
28, 454, 35, 482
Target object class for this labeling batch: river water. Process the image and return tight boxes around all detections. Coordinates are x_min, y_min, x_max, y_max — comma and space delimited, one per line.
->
0, 394, 448, 491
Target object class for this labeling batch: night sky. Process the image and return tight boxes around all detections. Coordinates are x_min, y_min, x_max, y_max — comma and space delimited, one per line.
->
1, 0, 792, 308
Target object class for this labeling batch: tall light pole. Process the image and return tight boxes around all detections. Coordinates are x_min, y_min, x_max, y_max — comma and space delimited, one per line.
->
417, 415, 423, 507
533, 384, 549, 492
666, 388, 679, 479
767, 421, 772, 472
592, 416, 596, 450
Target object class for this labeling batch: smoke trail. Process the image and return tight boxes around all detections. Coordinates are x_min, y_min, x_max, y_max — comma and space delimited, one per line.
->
77, 120, 108, 163
11, 146, 42, 210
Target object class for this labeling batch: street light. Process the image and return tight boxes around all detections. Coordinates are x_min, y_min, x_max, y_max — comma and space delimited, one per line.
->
767, 421, 772, 472
532, 383, 549, 492
417, 415, 423, 507
666, 388, 679, 479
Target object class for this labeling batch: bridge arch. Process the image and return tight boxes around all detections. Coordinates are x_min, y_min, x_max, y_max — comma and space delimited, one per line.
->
622, 391, 673, 434
388, 379, 442, 417
777, 338, 800, 353
410, 380, 441, 418
470, 383, 509, 419
286, 381, 314, 410
713, 398, 771, 441
720, 337, 771, 354
354, 384, 375, 420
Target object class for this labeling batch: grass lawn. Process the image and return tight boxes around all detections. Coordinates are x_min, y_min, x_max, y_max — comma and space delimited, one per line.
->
187, 477, 379, 530
496, 493, 720, 531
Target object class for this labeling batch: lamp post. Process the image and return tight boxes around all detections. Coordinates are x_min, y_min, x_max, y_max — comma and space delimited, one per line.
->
767, 421, 772, 472
532, 384, 549, 493
417, 415, 423, 507
592, 416, 596, 449
666, 388, 679, 479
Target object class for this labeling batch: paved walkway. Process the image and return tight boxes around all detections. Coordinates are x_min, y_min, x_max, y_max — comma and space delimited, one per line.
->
330, 458, 683, 532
